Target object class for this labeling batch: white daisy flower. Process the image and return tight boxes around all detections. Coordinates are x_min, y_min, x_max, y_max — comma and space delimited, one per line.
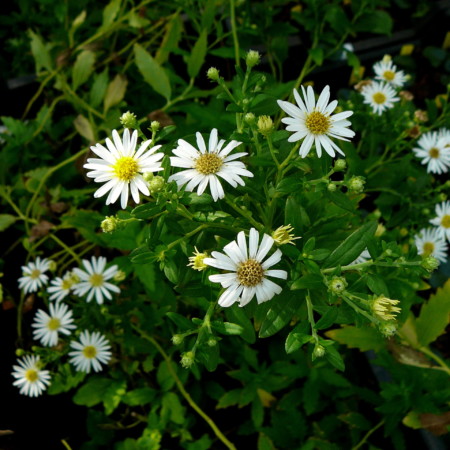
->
18, 257, 51, 294
430, 201, 450, 241
204, 228, 288, 307
47, 273, 75, 302
69, 330, 112, 373
438, 128, 450, 147
72, 256, 120, 304
412, 131, 450, 174
373, 59, 407, 87
31, 303, 76, 347
277, 85, 355, 158
12, 355, 51, 397
350, 249, 371, 265
361, 81, 399, 115
168, 128, 253, 201
414, 228, 448, 263
84, 129, 164, 209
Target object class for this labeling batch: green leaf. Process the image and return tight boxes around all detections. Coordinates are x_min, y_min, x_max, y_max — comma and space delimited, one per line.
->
73, 114, 94, 141
103, 379, 127, 415
285, 322, 312, 354
259, 291, 301, 338
308, 48, 324, 66
416, 280, 450, 346
210, 320, 243, 335
134, 43, 171, 101
72, 50, 96, 90
315, 307, 339, 330
325, 326, 385, 351
134, 263, 155, 293
291, 274, 323, 291
131, 203, 163, 220
73, 376, 111, 407
366, 274, 389, 296
0, 214, 17, 232
258, 433, 277, 450
327, 191, 355, 212
225, 305, 256, 343
89, 69, 109, 108
166, 312, 195, 331
123, 387, 155, 406
187, 30, 208, 79
103, 73, 128, 113
216, 389, 241, 409
323, 221, 377, 268
161, 392, 185, 425
324, 344, 345, 371
156, 14, 182, 64
355, 11, 393, 35
102, 0, 121, 28
28, 30, 53, 72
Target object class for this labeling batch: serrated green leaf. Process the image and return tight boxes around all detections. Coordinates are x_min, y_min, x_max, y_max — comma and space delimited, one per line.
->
161, 392, 185, 425
323, 221, 377, 268
103, 73, 128, 112
134, 43, 171, 101
73, 376, 110, 407
103, 379, 127, 415
72, 50, 96, 90
416, 280, 450, 346
325, 326, 385, 351
187, 30, 208, 79
28, 30, 53, 72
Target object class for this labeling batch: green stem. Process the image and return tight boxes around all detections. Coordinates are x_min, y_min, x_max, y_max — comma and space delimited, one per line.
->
135, 327, 237, 450
342, 295, 378, 324
306, 291, 319, 343
230, 0, 240, 68
224, 197, 263, 231
322, 260, 422, 274
167, 224, 207, 251
266, 135, 280, 168
419, 346, 450, 376
352, 420, 385, 450
49, 234, 81, 265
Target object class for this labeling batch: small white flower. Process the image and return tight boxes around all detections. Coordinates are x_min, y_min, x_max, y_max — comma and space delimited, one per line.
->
412, 131, 450, 175
373, 59, 407, 87
430, 201, 450, 241
414, 228, 448, 263
277, 85, 355, 158
361, 81, 399, 115
438, 128, 450, 147
168, 128, 253, 201
32, 303, 76, 347
72, 256, 120, 304
350, 249, 371, 265
84, 129, 164, 209
69, 330, 112, 373
12, 355, 51, 397
47, 273, 74, 302
18, 257, 51, 294
204, 228, 288, 307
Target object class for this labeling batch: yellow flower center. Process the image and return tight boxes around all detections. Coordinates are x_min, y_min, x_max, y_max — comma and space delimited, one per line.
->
83, 345, 97, 359
188, 249, 208, 271
429, 148, 440, 158
383, 70, 395, 81
113, 156, 139, 181
372, 92, 387, 104
89, 273, 104, 287
62, 279, 72, 290
30, 269, 41, 279
25, 369, 39, 382
423, 242, 435, 256
195, 153, 223, 175
237, 259, 264, 287
305, 111, 331, 135
47, 318, 61, 331
441, 215, 450, 228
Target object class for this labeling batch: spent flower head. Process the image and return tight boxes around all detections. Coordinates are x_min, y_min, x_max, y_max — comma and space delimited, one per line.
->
272, 225, 301, 246
119, 111, 138, 129
101, 216, 120, 233
328, 276, 347, 295
348, 176, 365, 193
257, 115, 274, 137
187, 247, 209, 271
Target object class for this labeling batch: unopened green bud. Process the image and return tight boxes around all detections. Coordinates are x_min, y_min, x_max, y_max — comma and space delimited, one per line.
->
101, 216, 119, 233
379, 321, 397, 337
244, 112, 256, 125
421, 256, 439, 272
334, 159, 347, 171
422, 208, 430, 216
257, 115, 274, 136
143, 172, 154, 183
207, 67, 220, 81
150, 121, 160, 133
246, 50, 261, 69
328, 276, 347, 295
180, 351, 195, 368
120, 111, 138, 129
438, 193, 447, 202
172, 334, 184, 346
327, 183, 337, 192
16, 348, 26, 357
312, 344, 325, 359
207, 338, 217, 347
348, 176, 365, 193
149, 175, 165, 193
399, 228, 408, 237
113, 270, 126, 282
48, 261, 57, 272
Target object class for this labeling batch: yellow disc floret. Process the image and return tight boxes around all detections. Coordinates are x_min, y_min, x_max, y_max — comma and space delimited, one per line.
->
113, 156, 139, 182
47, 318, 61, 331
25, 369, 39, 382
383, 70, 395, 81
237, 259, 264, 287
83, 345, 98, 359
372, 92, 387, 104
441, 215, 450, 228
305, 111, 331, 135
89, 273, 104, 287
195, 153, 223, 175
429, 148, 440, 158
30, 269, 41, 279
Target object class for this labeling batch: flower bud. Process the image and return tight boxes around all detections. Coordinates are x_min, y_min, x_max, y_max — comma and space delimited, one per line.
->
149, 175, 165, 194
327, 183, 337, 192
379, 321, 397, 337
180, 351, 195, 368
421, 256, 439, 272
150, 121, 160, 133
246, 50, 261, 69
120, 111, 138, 129
113, 270, 126, 282
438, 193, 447, 202
257, 115, 274, 137
334, 159, 347, 171
15, 348, 26, 357
48, 261, 57, 272
172, 334, 184, 346
399, 228, 408, 237
143, 172, 154, 183
312, 344, 325, 359
328, 276, 347, 295
207, 67, 220, 81
348, 176, 365, 193
244, 112, 256, 125
101, 216, 119, 233
414, 110, 428, 122
207, 338, 217, 347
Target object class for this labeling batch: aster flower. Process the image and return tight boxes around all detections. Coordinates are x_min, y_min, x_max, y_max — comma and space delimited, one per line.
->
168, 128, 253, 201
373, 59, 407, 87
430, 201, 450, 241
277, 85, 355, 158
47, 273, 75, 302
84, 129, 164, 209
32, 302, 76, 347
414, 228, 448, 264
69, 330, 112, 373
12, 355, 51, 397
438, 128, 450, 147
412, 131, 450, 175
18, 257, 51, 294
204, 228, 288, 307
72, 256, 120, 304
361, 81, 399, 115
